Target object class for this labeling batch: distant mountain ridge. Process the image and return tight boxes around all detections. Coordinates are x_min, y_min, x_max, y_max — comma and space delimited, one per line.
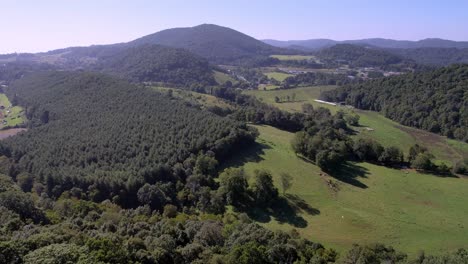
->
0, 24, 290, 67
129, 24, 288, 63
263, 38, 468, 50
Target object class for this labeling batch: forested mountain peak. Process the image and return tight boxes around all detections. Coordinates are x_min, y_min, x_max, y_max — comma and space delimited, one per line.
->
129, 24, 287, 63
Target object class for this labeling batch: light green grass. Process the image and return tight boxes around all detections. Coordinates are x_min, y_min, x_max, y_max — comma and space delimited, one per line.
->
0, 93, 25, 128
264, 72, 293, 82
244, 86, 468, 164
214, 71, 236, 85
245, 86, 338, 113
270, 55, 317, 61
229, 125, 468, 257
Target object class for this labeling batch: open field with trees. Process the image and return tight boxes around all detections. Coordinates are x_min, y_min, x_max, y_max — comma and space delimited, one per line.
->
264, 71, 293, 82
0, 93, 26, 128
226, 124, 468, 256
244, 86, 468, 166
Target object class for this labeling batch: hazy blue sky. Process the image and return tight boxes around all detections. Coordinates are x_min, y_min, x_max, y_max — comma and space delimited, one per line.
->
2, 0, 467, 53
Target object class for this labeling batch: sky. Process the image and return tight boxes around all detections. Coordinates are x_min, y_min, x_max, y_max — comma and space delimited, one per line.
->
1, 0, 467, 53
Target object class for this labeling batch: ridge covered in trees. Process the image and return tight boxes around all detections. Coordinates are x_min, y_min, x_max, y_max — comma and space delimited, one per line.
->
96, 44, 216, 87
0, 71, 256, 208
317, 44, 406, 67
321, 64, 468, 142
129, 24, 290, 64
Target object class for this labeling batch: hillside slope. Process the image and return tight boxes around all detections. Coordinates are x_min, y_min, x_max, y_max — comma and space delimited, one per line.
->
1, 71, 254, 206
129, 24, 286, 63
321, 64, 468, 142
96, 44, 216, 86
317, 44, 404, 67
264, 38, 468, 50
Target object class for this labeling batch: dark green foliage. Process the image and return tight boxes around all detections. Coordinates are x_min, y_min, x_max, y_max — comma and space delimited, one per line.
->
389, 47, 468, 66
291, 109, 352, 171
341, 244, 407, 264
129, 24, 288, 64
251, 170, 279, 207
1, 71, 256, 207
321, 64, 468, 142
318, 44, 405, 67
218, 168, 249, 207
282, 72, 356, 88
352, 138, 384, 162
0, 62, 56, 84
97, 44, 216, 87
378, 146, 404, 166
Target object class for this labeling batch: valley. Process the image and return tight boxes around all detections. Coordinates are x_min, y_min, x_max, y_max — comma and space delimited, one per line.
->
0, 5, 467, 263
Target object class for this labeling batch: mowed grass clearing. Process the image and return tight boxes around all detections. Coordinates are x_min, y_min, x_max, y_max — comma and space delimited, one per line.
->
228, 125, 468, 257
264, 71, 293, 82
213, 70, 236, 85
270, 54, 317, 61
0, 93, 26, 128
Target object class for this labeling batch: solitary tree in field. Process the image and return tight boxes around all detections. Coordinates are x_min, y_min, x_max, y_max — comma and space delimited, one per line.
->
274, 96, 280, 103
280, 172, 293, 195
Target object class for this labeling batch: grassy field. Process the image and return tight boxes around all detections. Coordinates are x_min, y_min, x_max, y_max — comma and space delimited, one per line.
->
264, 71, 293, 82
270, 54, 317, 61
245, 86, 338, 112
152, 86, 234, 111
244, 86, 468, 165
258, 84, 281, 90
227, 125, 468, 257
0, 93, 26, 129
213, 70, 236, 85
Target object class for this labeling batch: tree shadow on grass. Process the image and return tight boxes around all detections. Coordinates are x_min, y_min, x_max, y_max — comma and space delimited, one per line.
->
245, 195, 320, 228
328, 162, 369, 189
221, 141, 271, 169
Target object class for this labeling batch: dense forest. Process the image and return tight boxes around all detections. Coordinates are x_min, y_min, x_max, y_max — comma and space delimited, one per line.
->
0, 62, 56, 84
387, 47, 468, 66
282, 72, 357, 88
3, 170, 465, 263
129, 24, 291, 64
317, 44, 405, 67
96, 45, 216, 87
1, 71, 256, 208
321, 64, 468, 142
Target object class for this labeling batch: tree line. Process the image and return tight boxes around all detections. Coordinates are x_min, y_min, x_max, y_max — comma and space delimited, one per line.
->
321, 64, 468, 142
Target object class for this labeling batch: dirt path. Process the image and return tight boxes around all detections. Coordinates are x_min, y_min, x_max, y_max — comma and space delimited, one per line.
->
0, 128, 27, 140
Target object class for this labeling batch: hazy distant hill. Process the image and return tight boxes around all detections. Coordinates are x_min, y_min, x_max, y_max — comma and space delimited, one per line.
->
317, 44, 405, 67
263, 38, 468, 50
96, 44, 216, 86
386, 47, 468, 66
129, 24, 287, 63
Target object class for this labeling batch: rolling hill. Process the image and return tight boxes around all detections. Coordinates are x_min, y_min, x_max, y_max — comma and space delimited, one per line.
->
263, 38, 468, 50
1, 71, 255, 206
317, 44, 405, 67
321, 64, 468, 142
127, 24, 288, 63
95, 44, 216, 86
